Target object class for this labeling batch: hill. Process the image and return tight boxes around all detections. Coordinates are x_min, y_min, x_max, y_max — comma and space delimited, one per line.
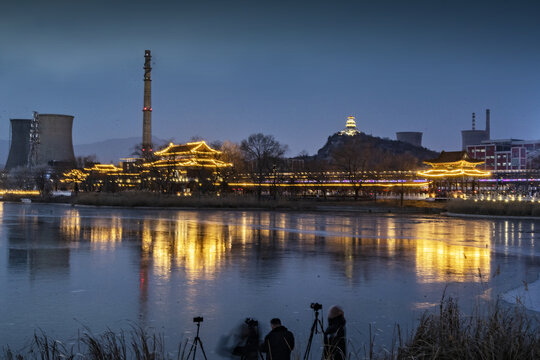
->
316, 132, 439, 170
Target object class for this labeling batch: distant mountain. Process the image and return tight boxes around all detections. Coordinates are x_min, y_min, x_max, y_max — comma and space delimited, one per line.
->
74, 136, 167, 164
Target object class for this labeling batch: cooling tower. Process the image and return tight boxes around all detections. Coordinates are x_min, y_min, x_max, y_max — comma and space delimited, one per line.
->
396, 132, 423, 147
4, 119, 32, 170
461, 130, 488, 150
36, 114, 76, 166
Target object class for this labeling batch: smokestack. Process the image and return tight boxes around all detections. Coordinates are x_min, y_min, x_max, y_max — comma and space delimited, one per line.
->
485, 109, 490, 139
142, 50, 152, 155
472, 112, 476, 130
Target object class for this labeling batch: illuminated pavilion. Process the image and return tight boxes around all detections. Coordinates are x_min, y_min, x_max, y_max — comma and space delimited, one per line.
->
338, 116, 361, 136
418, 150, 491, 196
147, 141, 232, 169
61, 141, 232, 193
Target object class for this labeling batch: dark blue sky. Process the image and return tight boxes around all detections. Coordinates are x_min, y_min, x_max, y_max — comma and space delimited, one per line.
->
1, 0, 540, 155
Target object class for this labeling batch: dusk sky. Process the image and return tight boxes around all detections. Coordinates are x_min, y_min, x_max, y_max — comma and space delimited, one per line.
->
1, 0, 540, 155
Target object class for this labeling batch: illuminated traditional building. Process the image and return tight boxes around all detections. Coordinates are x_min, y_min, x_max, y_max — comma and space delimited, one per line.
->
142, 140, 232, 192
63, 141, 232, 193
149, 141, 232, 169
418, 150, 491, 196
418, 151, 491, 178
79, 163, 139, 191
338, 116, 361, 136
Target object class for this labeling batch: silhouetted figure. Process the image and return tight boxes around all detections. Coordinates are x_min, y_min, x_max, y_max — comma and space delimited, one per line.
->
324, 306, 346, 360
233, 318, 261, 360
260, 318, 295, 360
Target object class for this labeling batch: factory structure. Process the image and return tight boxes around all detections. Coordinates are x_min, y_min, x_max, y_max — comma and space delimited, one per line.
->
3, 48, 538, 197
462, 110, 490, 150
4, 113, 76, 170
60, 50, 232, 193
396, 132, 423, 147
141, 50, 153, 155
460, 109, 540, 170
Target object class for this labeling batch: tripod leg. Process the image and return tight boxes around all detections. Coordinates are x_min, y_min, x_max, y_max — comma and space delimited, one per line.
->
186, 339, 197, 360
303, 320, 317, 360
196, 337, 208, 360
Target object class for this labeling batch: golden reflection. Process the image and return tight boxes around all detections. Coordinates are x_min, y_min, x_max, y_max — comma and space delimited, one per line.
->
58, 209, 493, 284
0, 202, 3, 235
88, 217, 123, 249
141, 216, 230, 280
415, 240, 490, 283
60, 209, 81, 240
60, 210, 123, 249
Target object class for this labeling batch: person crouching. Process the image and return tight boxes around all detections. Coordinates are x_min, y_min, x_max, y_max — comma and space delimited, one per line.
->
324, 306, 346, 360
259, 318, 295, 360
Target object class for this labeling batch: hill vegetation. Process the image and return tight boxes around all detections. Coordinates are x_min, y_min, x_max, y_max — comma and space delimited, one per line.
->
316, 131, 439, 170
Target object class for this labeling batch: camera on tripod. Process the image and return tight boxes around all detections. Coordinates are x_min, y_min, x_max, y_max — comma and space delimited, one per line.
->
310, 303, 322, 311
193, 316, 204, 323
245, 317, 258, 327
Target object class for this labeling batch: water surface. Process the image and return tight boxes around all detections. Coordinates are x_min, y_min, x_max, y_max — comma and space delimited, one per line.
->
0, 202, 538, 356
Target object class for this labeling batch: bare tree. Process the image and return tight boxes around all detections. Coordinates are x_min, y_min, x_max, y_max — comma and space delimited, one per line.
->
240, 133, 288, 199
76, 155, 97, 169
331, 140, 370, 200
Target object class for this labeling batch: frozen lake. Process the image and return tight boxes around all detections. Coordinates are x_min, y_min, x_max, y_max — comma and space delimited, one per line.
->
0, 202, 539, 356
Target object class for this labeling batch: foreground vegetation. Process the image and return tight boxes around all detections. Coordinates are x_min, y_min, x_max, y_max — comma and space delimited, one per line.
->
3, 298, 539, 359
447, 199, 540, 217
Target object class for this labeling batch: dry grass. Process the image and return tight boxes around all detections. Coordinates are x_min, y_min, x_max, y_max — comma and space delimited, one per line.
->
73, 192, 315, 210
70, 192, 443, 213
447, 199, 540, 217
395, 297, 540, 360
2, 327, 179, 360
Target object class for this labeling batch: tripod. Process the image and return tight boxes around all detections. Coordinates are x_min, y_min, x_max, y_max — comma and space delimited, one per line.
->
303, 307, 325, 360
186, 319, 208, 360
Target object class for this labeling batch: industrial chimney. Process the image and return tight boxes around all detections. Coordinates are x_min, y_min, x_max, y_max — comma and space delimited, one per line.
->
142, 50, 152, 155
485, 109, 490, 139
461, 111, 489, 150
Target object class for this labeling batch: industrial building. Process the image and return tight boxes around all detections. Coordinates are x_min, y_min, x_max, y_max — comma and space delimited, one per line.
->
4, 112, 76, 170
5, 119, 32, 170
36, 114, 76, 167
466, 139, 540, 170
396, 132, 423, 147
461, 109, 490, 150
460, 109, 540, 170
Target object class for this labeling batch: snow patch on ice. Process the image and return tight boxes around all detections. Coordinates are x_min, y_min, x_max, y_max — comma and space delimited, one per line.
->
502, 274, 540, 312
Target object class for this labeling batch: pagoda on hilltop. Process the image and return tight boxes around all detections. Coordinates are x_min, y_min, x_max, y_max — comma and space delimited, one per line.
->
338, 116, 361, 136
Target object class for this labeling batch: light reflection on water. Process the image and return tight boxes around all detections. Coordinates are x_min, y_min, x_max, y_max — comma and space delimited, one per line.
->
1, 203, 539, 355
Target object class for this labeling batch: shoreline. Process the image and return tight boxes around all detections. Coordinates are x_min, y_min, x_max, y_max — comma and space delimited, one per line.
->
445, 212, 540, 220
1, 193, 445, 215
4, 194, 540, 219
